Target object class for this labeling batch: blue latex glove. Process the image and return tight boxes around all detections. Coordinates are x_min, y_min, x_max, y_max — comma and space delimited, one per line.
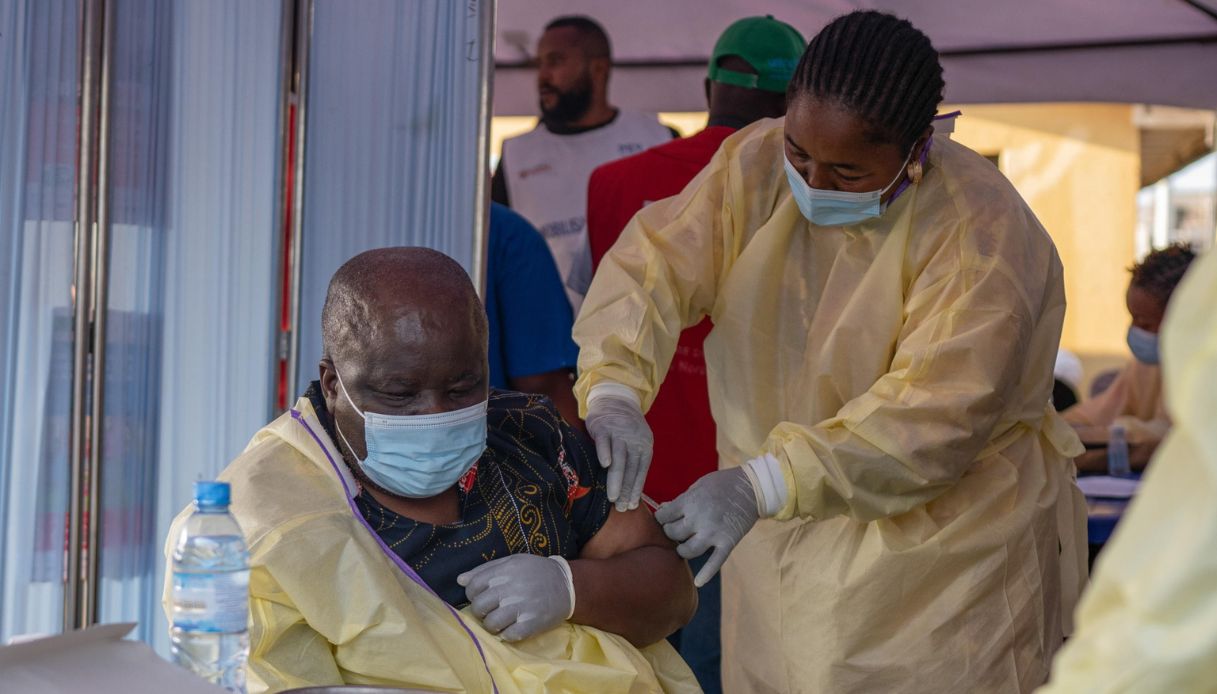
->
458, 554, 575, 642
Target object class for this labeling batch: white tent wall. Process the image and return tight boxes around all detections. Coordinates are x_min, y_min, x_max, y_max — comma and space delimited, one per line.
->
293, 0, 492, 398
0, 0, 495, 647
493, 0, 1217, 116
0, 0, 79, 642
97, 0, 285, 653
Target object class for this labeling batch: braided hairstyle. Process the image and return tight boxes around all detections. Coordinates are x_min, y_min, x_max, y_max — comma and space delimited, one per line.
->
1129, 243, 1196, 306
789, 11, 944, 150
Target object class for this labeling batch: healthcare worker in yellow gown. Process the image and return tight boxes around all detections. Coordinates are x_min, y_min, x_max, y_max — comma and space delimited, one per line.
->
575, 10, 1086, 693
1037, 248, 1217, 693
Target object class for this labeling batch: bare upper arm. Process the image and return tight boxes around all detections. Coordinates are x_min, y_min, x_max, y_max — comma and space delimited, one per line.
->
578, 505, 675, 560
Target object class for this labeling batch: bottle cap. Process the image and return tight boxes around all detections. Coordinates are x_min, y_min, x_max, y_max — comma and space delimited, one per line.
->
194, 481, 231, 509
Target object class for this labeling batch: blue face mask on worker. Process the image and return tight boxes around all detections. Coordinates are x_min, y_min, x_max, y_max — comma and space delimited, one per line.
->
783, 146, 917, 226
1126, 326, 1160, 365
332, 370, 488, 498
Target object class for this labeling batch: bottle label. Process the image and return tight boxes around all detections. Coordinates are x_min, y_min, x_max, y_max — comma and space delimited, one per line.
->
172, 570, 250, 633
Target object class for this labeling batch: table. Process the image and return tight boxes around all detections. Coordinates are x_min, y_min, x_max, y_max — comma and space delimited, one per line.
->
1080, 474, 1141, 569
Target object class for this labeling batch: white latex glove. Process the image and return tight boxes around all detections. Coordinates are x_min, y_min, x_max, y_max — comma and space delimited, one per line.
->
655, 467, 761, 587
457, 554, 576, 642
585, 389, 654, 511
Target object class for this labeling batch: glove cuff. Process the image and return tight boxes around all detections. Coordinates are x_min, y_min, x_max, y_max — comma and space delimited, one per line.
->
742, 454, 789, 518
586, 382, 642, 410
548, 555, 576, 619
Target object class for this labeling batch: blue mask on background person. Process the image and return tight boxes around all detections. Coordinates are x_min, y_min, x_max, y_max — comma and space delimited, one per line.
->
333, 370, 487, 498
1126, 326, 1160, 365
783, 147, 915, 227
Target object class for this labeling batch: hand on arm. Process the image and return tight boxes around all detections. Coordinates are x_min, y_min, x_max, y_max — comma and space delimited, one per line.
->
584, 388, 654, 511
458, 507, 695, 647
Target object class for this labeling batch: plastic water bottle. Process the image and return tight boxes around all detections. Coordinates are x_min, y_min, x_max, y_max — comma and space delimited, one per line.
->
170, 481, 250, 692
1107, 424, 1131, 478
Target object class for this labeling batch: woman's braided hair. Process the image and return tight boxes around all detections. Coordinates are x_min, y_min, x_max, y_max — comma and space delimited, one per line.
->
789, 11, 945, 150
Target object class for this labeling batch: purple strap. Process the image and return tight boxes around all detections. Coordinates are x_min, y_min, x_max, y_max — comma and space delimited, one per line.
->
885, 138, 930, 204
885, 110, 958, 205
885, 111, 961, 206
289, 409, 499, 694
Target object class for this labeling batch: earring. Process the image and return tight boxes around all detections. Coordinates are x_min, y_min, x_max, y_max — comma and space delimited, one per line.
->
907, 159, 923, 184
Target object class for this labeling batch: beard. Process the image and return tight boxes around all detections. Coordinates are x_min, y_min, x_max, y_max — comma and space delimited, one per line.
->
539, 74, 593, 125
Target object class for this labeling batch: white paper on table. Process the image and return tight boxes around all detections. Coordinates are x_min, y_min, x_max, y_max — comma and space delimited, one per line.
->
1077, 475, 1141, 499
0, 622, 227, 693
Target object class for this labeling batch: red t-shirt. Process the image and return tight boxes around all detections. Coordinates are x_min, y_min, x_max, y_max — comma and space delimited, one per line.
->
586, 126, 735, 503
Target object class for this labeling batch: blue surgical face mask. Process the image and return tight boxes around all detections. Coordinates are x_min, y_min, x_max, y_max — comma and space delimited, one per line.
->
1126, 326, 1160, 365
783, 147, 915, 227
333, 370, 488, 498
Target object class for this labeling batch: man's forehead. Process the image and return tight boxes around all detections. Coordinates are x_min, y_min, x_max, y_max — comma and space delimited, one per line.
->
340, 301, 476, 359
537, 26, 583, 53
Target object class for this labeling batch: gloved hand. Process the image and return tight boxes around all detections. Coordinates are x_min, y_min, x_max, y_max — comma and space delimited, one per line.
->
457, 554, 576, 642
655, 467, 760, 587
585, 391, 654, 512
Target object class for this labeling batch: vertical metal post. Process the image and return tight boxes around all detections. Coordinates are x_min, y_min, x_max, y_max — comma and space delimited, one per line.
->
285, 0, 312, 405
66, 0, 105, 632
81, 0, 115, 628
470, 0, 496, 298
270, 0, 296, 415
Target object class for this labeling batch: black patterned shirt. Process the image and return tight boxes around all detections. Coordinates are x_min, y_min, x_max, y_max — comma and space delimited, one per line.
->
306, 384, 610, 607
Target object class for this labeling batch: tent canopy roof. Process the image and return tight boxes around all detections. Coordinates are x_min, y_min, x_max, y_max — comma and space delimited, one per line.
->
494, 0, 1217, 115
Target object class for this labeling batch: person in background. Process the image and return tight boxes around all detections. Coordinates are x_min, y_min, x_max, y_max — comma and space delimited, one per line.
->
584, 15, 805, 693
491, 15, 675, 314
485, 202, 581, 428
162, 247, 699, 693
574, 10, 1086, 692
1064, 243, 1195, 473
1037, 245, 1217, 693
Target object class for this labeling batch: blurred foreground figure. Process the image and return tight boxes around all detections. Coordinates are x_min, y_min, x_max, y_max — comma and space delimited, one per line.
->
1039, 247, 1217, 693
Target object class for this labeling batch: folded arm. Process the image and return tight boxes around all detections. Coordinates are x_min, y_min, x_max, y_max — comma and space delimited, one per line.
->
570, 505, 697, 646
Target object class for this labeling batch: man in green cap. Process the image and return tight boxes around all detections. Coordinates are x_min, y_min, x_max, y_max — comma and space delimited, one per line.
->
584, 15, 805, 694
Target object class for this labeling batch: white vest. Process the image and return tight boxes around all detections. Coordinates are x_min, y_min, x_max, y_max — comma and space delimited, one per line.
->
502, 111, 672, 314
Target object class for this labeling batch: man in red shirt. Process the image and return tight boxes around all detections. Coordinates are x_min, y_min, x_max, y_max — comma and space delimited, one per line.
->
584, 16, 805, 694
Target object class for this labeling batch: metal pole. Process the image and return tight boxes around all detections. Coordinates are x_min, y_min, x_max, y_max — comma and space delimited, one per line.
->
81, 0, 115, 628
271, 0, 295, 415
470, 0, 496, 298
66, 0, 105, 633
285, 0, 311, 405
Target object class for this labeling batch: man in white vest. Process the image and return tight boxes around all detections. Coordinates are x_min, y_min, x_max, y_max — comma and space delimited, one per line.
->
491, 15, 674, 314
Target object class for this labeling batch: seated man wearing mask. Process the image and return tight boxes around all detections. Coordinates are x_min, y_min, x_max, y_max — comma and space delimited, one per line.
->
163, 248, 698, 693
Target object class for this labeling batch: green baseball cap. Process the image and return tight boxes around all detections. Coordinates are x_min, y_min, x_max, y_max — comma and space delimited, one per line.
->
708, 15, 806, 94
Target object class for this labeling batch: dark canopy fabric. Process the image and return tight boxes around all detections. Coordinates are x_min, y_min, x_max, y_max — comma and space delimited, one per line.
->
494, 0, 1217, 115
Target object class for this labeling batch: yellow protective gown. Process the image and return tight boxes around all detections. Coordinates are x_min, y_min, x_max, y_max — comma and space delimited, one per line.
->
1063, 359, 1169, 445
574, 118, 1086, 694
161, 398, 699, 694
1038, 250, 1217, 693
